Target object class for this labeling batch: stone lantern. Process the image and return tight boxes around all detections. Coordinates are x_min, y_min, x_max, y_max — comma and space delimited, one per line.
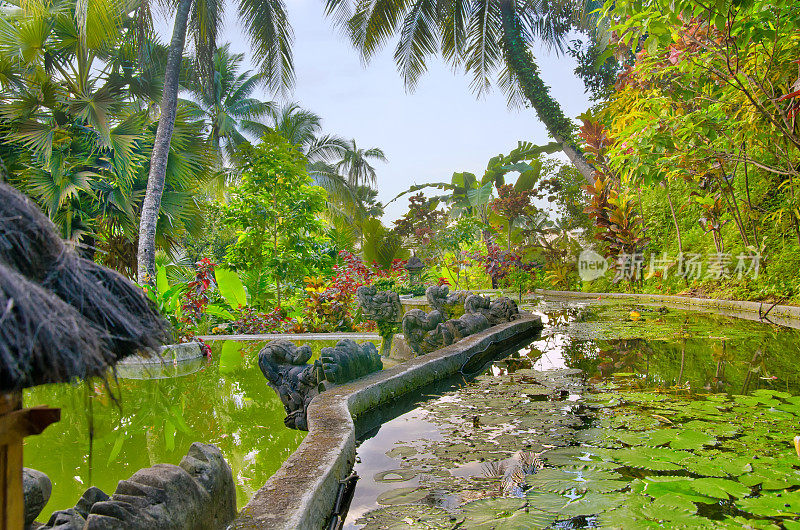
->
405, 254, 425, 286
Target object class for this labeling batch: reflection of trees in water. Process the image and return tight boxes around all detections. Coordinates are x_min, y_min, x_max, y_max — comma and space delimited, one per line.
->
23, 340, 308, 519
559, 329, 800, 396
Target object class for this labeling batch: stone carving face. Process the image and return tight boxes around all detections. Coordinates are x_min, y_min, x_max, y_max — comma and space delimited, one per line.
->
43, 443, 235, 530
402, 294, 519, 355
258, 339, 383, 430
464, 295, 520, 326
425, 285, 471, 319
401, 309, 444, 355
356, 285, 403, 323
401, 308, 492, 355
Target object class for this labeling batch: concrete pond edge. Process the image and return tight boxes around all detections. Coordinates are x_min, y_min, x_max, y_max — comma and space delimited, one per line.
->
232, 315, 543, 530
534, 289, 800, 329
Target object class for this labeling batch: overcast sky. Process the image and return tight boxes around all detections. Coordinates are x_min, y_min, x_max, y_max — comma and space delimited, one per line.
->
155, 0, 593, 222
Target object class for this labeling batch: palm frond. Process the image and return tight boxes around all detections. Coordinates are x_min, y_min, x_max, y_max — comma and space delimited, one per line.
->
236, 0, 294, 94
393, 0, 438, 91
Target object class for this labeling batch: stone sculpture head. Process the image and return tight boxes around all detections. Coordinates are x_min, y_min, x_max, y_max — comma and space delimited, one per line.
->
43, 443, 235, 530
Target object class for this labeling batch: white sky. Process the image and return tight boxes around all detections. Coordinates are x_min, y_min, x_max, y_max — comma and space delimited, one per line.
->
155, 0, 593, 222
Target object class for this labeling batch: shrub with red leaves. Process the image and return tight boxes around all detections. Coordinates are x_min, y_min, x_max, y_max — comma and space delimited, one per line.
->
181, 258, 216, 326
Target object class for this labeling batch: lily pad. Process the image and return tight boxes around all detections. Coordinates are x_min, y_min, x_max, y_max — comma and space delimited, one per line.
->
376, 487, 429, 506
386, 446, 418, 458
374, 469, 419, 483
640, 492, 698, 522
690, 477, 750, 499
737, 490, 800, 517
560, 491, 627, 516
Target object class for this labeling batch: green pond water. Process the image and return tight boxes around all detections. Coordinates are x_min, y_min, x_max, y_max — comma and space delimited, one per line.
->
23, 338, 378, 523
345, 299, 800, 529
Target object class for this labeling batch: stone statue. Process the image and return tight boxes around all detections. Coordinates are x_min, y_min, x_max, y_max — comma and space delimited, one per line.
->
356, 285, 404, 356
402, 294, 521, 356
43, 443, 235, 529
355, 285, 403, 323
465, 294, 520, 326
258, 339, 382, 430
23, 468, 51, 528
425, 285, 471, 319
441, 312, 490, 342
320, 339, 383, 384
404, 309, 490, 355
401, 309, 444, 355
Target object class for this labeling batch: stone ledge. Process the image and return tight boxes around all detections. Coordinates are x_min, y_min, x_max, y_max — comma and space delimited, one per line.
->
233, 316, 542, 530
117, 342, 203, 365
534, 289, 800, 329
198, 333, 381, 342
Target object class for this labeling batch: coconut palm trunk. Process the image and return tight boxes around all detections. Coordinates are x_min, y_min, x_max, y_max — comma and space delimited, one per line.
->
498, 0, 595, 185
137, 0, 193, 284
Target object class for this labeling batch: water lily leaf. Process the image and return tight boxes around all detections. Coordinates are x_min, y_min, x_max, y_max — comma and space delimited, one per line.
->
718, 456, 755, 476
560, 491, 626, 516
525, 468, 580, 494
736, 490, 800, 517
458, 498, 526, 526
612, 447, 684, 471
720, 516, 781, 529
690, 478, 751, 499
376, 487, 429, 505
374, 469, 419, 483
386, 446, 418, 458
752, 389, 792, 400
641, 477, 717, 504
598, 504, 662, 529
676, 455, 728, 477
739, 467, 800, 490
669, 429, 717, 450
640, 492, 697, 521
526, 490, 569, 512
355, 505, 452, 529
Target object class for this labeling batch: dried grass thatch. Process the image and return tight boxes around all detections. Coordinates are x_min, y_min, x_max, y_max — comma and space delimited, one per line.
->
0, 182, 172, 391
0, 182, 66, 282
0, 264, 112, 390
43, 255, 170, 360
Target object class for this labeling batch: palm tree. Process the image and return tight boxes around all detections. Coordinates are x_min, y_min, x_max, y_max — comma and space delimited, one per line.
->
0, 1, 214, 276
333, 139, 387, 187
264, 103, 366, 223
138, 0, 294, 284
267, 102, 326, 151
185, 43, 275, 164
325, 0, 595, 184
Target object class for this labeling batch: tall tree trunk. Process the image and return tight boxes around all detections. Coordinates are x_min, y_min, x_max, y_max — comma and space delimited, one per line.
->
499, 0, 595, 185
665, 179, 683, 255
137, 0, 193, 285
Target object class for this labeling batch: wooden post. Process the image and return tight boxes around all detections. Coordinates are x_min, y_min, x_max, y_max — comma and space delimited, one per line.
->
0, 392, 59, 530
0, 392, 22, 530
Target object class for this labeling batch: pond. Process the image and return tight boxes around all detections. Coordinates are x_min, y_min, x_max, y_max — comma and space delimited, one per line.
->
345, 298, 800, 529
23, 338, 379, 523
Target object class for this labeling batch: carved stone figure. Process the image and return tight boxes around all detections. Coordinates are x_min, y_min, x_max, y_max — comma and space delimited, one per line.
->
465, 295, 520, 326
356, 285, 404, 356
485, 296, 520, 325
320, 339, 382, 384
401, 309, 444, 355
23, 467, 51, 527
356, 285, 403, 323
441, 312, 490, 341
425, 285, 471, 319
43, 443, 235, 529
258, 339, 383, 430
402, 308, 491, 355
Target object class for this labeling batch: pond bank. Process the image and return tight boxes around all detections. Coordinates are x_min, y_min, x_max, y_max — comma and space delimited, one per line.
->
534, 289, 800, 330
233, 316, 543, 529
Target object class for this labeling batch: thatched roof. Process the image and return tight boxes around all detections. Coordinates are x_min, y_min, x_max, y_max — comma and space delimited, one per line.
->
0, 182, 171, 391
